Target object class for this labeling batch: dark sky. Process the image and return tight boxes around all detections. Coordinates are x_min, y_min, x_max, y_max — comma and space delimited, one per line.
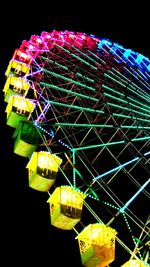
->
0, 3, 149, 266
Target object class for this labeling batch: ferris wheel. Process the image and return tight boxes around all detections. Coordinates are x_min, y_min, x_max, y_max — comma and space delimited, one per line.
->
2, 29, 150, 267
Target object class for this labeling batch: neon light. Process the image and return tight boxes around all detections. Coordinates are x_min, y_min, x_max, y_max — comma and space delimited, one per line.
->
93, 157, 139, 182
72, 140, 125, 152
55, 123, 114, 128
120, 178, 150, 213
40, 82, 98, 102
42, 69, 96, 91
47, 100, 104, 114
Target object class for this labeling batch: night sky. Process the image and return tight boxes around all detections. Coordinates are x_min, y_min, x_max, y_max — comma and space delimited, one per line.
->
0, 3, 149, 266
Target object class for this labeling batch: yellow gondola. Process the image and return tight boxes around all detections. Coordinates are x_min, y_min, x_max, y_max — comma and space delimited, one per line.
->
3, 76, 30, 102
5, 60, 30, 77
5, 95, 35, 128
47, 185, 86, 230
76, 223, 117, 267
26, 151, 62, 192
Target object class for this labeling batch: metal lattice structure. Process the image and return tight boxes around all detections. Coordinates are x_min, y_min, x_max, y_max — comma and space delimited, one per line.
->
3, 30, 150, 266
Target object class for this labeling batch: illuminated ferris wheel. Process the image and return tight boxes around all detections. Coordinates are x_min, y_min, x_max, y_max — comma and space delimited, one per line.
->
3, 29, 150, 267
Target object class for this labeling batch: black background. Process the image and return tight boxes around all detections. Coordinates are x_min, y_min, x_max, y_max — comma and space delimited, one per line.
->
0, 2, 149, 266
